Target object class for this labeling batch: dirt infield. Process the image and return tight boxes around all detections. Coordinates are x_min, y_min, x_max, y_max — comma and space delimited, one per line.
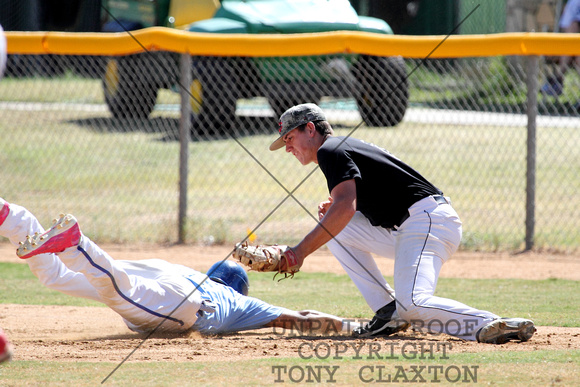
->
1, 243, 579, 362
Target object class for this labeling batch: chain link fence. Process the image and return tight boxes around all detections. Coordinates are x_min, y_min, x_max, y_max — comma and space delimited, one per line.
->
1, 34, 579, 253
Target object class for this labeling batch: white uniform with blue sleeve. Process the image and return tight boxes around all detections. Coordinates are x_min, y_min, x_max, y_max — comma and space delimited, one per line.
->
0, 200, 284, 334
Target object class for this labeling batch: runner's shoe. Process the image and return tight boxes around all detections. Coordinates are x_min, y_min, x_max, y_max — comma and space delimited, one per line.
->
476, 318, 536, 344
0, 328, 13, 363
17, 214, 80, 259
0, 198, 9, 226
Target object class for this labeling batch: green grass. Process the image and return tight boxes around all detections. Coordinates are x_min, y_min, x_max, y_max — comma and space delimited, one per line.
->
250, 273, 580, 327
2, 262, 578, 327
0, 262, 103, 307
0, 350, 577, 386
1, 263, 578, 385
409, 57, 580, 113
0, 73, 179, 105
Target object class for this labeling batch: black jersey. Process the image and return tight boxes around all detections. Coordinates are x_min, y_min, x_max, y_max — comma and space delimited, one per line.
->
317, 136, 442, 229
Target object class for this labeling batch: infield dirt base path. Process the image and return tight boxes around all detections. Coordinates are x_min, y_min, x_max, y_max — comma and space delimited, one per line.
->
1, 243, 579, 362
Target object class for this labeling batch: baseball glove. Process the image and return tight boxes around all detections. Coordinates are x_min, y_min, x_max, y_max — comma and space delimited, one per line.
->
232, 242, 300, 280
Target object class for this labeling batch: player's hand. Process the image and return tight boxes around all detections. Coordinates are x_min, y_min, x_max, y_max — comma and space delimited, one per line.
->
318, 196, 333, 220
279, 246, 304, 273
232, 243, 301, 279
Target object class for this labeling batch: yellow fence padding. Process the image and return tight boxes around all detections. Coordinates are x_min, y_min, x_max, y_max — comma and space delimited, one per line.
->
5, 28, 580, 58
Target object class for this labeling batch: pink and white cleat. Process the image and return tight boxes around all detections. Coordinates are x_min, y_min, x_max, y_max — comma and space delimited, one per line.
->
0, 328, 13, 364
0, 198, 9, 227
17, 214, 81, 259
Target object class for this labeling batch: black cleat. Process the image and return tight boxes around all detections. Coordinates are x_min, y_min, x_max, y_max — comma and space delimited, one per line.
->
353, 302, 409, 338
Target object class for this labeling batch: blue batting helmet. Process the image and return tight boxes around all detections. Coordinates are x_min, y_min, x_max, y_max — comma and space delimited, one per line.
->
207, 260, 250, 296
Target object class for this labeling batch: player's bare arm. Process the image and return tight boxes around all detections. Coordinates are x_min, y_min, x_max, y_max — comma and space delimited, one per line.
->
246, 180, 357, 274
265, 310, 357, 334
291, 179, 357, 263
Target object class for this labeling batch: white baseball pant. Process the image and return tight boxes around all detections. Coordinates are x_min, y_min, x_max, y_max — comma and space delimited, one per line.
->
0, 202, 203, 333
326, 195, 499, 341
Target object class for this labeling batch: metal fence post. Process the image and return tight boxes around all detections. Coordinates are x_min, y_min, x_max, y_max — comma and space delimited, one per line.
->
178, 53, 192, 243
525, 55, 539, 251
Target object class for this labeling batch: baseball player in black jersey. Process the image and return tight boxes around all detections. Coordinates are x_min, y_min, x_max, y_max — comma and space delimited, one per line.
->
268, 103, 536, 344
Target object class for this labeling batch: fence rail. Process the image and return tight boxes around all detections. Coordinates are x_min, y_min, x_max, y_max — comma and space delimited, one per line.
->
6, 29, 580, 57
